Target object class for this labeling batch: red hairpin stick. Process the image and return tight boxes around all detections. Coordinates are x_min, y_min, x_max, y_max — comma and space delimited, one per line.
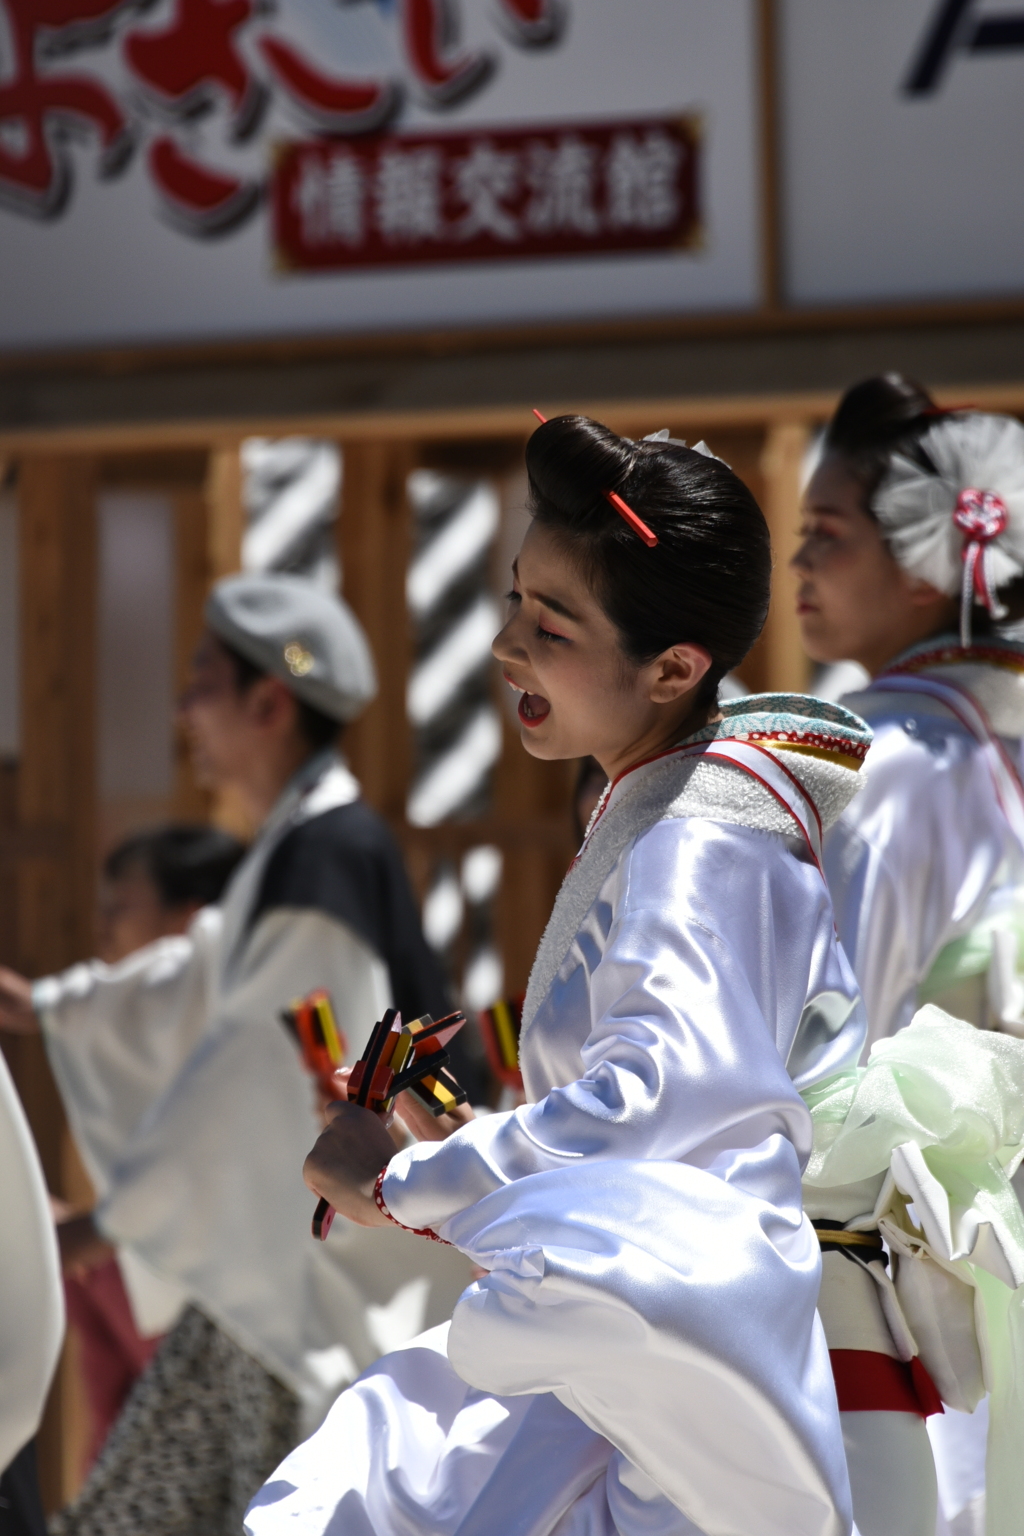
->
605, 491, 658, 548
529, 408, 658, 548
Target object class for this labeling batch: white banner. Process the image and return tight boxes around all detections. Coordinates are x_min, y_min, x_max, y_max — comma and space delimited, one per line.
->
0, 0, 760, 351
781, 0, 1024, 306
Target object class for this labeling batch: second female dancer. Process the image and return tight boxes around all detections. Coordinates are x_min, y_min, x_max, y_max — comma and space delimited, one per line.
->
246, 414, 873, 1536
795, 377, 1024, 1536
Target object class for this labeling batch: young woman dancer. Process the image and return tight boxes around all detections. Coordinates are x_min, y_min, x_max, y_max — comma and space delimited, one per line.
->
795, 377, 1024, 1536
246, 415, 873, 1536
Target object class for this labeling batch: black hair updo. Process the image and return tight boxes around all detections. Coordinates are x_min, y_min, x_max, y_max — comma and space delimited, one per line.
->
822, 373, 937, 509
525, 415, 771, 706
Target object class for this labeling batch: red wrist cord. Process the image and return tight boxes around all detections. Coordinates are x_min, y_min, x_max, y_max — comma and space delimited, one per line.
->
373, 1167, 452, 1246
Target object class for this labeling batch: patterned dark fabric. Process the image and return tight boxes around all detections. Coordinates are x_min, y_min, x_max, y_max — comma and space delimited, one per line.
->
49, 1308, 298, 1536
0, 1440, 46, 1536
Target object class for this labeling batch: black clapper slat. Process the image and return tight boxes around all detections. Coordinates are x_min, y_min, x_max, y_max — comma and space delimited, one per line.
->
354, 1007, 400, 1107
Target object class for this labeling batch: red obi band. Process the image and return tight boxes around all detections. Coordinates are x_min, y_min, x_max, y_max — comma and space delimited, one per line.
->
829, 1350, 944, 1418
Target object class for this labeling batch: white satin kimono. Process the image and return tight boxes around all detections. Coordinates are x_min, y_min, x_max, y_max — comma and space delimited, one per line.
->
818, 639, 1024, 1536
247, 696, 873, 1536
0, 1049, 64, 1472
826, 640, 1024, 1057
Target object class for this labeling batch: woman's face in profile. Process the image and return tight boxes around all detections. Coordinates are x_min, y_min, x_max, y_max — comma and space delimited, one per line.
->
492, 520, 710, 778
792, 454, 954, 676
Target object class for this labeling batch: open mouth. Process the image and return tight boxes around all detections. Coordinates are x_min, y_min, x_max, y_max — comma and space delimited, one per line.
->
517, 691, 551, 728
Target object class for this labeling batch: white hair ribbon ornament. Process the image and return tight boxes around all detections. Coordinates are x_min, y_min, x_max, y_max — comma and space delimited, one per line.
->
873, 413, 1024, 649
643, 428, 730, 467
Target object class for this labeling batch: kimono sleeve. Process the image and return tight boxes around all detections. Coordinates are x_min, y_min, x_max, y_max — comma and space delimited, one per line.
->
34, 907, 221, 1197
383, 821, 815, 1235
824, 721, 1008, 1056
0, 1053, 63, 1471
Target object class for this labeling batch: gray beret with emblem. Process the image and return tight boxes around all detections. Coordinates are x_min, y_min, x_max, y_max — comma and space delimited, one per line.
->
205, 572, 377, 723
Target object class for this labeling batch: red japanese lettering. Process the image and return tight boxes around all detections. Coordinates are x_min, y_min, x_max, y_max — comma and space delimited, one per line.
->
258, 37, 396, 135
400, 0, 491, 107
495, 0, 564, 46
148, 135, 257, 235
124, 0, 263, 134
0, 0, 130, 214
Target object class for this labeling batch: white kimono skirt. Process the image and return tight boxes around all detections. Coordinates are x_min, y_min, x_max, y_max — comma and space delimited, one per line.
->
817, 637, 1024, 1536
247, 695, 873, 1536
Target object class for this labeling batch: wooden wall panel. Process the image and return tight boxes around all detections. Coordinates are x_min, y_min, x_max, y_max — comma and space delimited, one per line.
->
757, 421, 813, 694
205, 444, 244, 581
336, 440, 415, 820
172, 486, 213, 822
204, 444, 251, 835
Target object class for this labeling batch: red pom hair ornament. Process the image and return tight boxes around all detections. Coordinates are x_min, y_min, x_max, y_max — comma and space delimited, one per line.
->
953, 488, 1008, 647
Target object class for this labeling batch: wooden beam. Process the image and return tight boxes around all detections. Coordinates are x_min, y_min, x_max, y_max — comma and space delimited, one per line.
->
203, 444, 257, 837
12, 454, 99, 1510
172, 486, 213, 821
205, 443, 244, 579
0, 382, 1020, 458
337, 441, 415, 821
8, 290, 1024, 383
17, 456, 98, 971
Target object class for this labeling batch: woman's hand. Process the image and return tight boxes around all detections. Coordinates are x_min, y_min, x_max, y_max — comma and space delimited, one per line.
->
393, 1090, 476, 1143
0, 967, 38, 1034
57, 1213, 115, 1279
303, 1101, 396, 1227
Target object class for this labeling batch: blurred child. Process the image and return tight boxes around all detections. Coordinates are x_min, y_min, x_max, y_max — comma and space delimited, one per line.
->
65, 825, 243, 1473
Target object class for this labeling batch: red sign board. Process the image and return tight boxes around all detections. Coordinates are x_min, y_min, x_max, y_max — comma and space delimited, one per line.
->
271, 115, 700, 272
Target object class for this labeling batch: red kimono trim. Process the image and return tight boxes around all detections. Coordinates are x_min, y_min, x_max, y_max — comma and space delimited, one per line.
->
829, 1349, 944, 1418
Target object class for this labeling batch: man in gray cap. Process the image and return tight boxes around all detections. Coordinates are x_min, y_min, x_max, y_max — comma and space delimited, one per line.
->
0, 574, 469, 1536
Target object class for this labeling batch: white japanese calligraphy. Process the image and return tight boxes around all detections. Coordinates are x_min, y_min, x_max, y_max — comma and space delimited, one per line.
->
524, 135, 599, 235
374, 146, 445, 242
293, 151, 365, 246
606, 130, 681, 231
452, 140, 519, 241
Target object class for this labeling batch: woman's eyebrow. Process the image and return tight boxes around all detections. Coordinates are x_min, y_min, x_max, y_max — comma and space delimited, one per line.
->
527, 588, 580, 622
511, 559, 581, 622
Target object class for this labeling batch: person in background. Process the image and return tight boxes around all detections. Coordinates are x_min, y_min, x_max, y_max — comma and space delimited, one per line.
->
0, 573, 470, 1536
0, 1049, 64, 1536
794, 375, 1024, 1536
96, 826, 244, 967
64, 825, 244, 1476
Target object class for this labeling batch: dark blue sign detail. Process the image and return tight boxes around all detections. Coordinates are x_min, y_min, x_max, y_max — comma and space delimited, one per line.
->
905, 0, 1024, 93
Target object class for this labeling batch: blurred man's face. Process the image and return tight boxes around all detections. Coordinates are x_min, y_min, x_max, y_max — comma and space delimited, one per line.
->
97, 866, 193, 963
177, 628, 305, 799
177, 629, 262, 790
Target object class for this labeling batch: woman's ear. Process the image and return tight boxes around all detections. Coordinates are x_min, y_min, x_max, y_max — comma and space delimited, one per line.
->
646, 643, 713, 704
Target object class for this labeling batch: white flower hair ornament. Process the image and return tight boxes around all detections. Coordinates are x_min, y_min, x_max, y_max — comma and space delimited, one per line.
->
873, 413, 1024, 647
